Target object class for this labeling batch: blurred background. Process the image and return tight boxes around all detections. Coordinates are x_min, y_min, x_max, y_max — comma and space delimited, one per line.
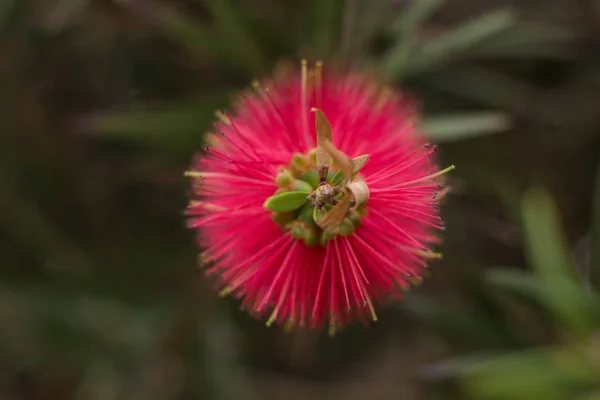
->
1, 0, 600, 399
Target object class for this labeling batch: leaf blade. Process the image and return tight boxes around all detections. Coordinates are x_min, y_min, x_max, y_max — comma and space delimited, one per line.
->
264, 191, 310, 212
421, 112, 512, 142
403, 8, 518, 78
521, 188, 594, 335
591, 161, 600, 286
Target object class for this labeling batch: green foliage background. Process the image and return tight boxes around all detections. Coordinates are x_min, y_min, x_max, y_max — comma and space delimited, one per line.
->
1, 0, 599, 399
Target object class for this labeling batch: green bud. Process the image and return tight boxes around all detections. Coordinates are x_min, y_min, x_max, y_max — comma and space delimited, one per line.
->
264, 191, 310, 212
275, 170, 293, 188
298, 202, 317, 226
292, 153, 306, 166
307, 149, 317, 164
348, 212, 362, 227
320, 230, 337, 246
290, 153, 308, 175
298, 169, 320, 189
356, 206, 368, 218
290, 222, 304, 239
303, 226, 319, 247
293, 179, 314, 193
272, 211, 295, 227
339, 219, 355, 236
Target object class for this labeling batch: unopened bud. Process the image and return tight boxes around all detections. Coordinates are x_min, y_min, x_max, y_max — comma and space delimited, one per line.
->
291, 222, 304, 240
298, 169, 320, 189
292, 153, 306, 164
307, 149, 317, 165
290, 153, 308, 175
298, 203, 317, 226
339, 219, 355, 236
355, 205, 368, 218
303, 226, 319, 247
293, 179, 313, 193
320, 230, 338, 246
275, 170, 293, 188
272, 211, 295, 227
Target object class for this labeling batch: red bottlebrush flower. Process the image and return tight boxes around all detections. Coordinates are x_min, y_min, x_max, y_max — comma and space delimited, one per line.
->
186, 60, 453, 334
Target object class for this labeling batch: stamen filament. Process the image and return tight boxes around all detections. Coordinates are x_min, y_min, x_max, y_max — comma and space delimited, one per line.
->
386, 165, 456, 189
301, 59, 310, 149
187, 202, 227, 212
400, 247, 443, 259
315, 60, 323, 108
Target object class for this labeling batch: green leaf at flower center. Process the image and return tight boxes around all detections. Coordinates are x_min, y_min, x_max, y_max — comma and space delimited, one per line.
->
263, 191, 310, 212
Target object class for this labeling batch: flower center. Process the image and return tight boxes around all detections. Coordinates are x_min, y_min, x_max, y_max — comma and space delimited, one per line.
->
265, 149, 368, 247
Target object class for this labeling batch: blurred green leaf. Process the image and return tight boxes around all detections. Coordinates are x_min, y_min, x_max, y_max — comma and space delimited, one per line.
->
380, 0, 445, 79
462, 347, 598, 400
403, 295, 518, 347
421, 112, 511, 142
0, 0, 16, 31
203, 0, 268, 74
120, 0, 264, 75
0, 172, 90, 273
340, 0, 360, 63
0, 285, 168, 368
77, 360, 123, 400
470, 22, 578, 60
352, 0, 391, 56
421, 66, 540, 120
592, 161, 600, 286
522, 188, 595, 335
309, 0, 342, 58
119, 1, 215, 56
579, 391, 600, 400
390, 0, 445, 35
39, 0, 90, 34
485, 268, 546, 303
421, 351, 508, 381
200, 309, 254, 400
403, 8, 517, 78
82, 96, 227, 154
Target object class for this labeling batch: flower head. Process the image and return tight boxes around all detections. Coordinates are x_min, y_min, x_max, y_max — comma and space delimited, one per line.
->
186, 60, 453, 334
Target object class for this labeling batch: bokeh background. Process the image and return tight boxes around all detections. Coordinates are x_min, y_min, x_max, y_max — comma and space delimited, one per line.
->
2, 0, 600, 399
